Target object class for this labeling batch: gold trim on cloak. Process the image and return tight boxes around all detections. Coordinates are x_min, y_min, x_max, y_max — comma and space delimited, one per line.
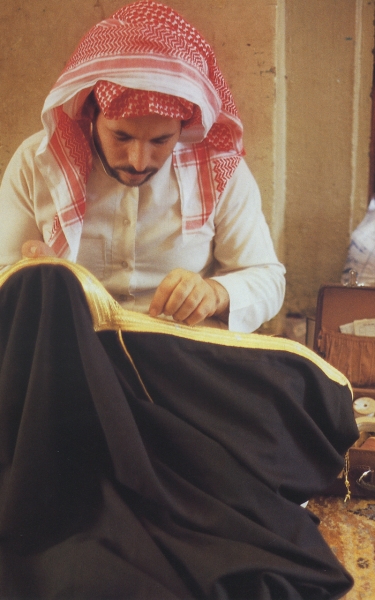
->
0, 258, 351, 390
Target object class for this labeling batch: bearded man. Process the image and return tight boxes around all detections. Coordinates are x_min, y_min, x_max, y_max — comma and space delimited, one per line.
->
0, 0, 285, 332
0, 3, 357, 600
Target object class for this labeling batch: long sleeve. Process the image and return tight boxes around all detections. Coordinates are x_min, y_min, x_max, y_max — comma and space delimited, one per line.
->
209, 160, 285, 332
0, 131, 54, 272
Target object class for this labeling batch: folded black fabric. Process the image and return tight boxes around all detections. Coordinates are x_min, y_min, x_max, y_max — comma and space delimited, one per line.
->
0, 262, 358, 599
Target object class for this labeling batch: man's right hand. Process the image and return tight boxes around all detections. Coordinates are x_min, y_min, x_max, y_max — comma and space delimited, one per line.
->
149, 268, 229, 326
21, 240, 56, 258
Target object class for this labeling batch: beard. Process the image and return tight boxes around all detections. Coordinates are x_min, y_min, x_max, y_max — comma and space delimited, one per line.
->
91, 122, 158, 187
112, 165, 158, 187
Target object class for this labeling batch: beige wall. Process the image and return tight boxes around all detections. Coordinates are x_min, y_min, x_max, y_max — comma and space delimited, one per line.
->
284, 0, 374, 321
0, 0, 374, 332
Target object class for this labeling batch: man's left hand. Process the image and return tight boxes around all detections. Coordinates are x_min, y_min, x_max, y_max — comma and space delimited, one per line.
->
149, 268, 229, 326
21, 240, 56, 258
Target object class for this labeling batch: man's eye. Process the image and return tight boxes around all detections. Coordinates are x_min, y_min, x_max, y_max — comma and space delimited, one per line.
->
114, 134, 131, 142
153, 138, 168, 145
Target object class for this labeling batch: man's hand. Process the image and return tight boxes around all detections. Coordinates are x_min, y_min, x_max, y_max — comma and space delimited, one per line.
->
21, 240, 56, 258
149, 268, 229, 326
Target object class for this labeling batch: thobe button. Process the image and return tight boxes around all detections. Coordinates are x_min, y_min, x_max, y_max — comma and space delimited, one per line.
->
123, 218, 130, 226
121, 261, 128, 269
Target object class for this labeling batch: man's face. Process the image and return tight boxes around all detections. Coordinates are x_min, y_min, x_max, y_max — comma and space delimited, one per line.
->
93, 111, 182, 187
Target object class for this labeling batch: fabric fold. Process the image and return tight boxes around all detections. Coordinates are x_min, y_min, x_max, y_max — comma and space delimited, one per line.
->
0, 262, 357, 599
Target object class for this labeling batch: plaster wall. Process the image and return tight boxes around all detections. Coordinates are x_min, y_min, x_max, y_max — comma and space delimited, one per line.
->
284, 0, 374, 319
0, 0, 374, 332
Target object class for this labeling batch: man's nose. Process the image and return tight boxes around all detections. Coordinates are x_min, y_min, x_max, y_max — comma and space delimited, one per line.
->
127, 141, 150, 172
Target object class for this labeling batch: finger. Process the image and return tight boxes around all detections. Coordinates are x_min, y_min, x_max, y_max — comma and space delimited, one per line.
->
177, 285, 222, 325
162, 273, 208, 319
179, 299, 212, 326
149, 270, 185, 317
165, 284, 205, 322
21, 240, 56, 258
173, 280, 228, 325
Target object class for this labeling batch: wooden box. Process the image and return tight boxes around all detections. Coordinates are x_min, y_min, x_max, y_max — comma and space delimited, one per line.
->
314, 283, 375, 497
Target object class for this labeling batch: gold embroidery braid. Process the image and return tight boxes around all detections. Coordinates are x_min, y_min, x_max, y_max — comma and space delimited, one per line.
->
344, 451, 351, 503
0, 258, 352, 390
116, 329, 153, 404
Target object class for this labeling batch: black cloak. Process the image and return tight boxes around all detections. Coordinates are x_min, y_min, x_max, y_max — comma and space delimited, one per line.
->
0, 260, 358, 599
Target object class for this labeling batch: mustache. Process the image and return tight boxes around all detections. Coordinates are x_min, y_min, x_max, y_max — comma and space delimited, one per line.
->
116, 166, 157, 175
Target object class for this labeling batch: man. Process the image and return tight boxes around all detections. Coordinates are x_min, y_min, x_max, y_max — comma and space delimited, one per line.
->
0, 4, 358, 599
0, 0, 285, 332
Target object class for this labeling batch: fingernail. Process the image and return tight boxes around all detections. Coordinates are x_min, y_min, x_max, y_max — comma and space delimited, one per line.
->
29, 246, 37, 255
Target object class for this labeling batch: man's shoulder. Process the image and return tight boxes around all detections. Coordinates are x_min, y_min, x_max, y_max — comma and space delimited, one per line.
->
225, 157, 257, 187
6, 131, 45, 173
16, 130, 45, 155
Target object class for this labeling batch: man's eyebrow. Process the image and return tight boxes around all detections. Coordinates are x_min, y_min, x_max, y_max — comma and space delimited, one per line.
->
151, 133, 176, 142
112, 129, 133, 137
112, 130, 176, 142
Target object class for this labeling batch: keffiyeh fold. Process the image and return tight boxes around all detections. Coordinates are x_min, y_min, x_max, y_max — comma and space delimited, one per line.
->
37, 1, 244, 259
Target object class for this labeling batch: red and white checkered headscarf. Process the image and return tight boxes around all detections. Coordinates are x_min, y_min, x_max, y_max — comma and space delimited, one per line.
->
94, 82, 197, 122
36, 1, 244, 259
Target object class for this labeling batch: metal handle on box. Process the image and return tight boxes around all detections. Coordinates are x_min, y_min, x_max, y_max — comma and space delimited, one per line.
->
356, 468, 375, 492
346, 269, 359, 287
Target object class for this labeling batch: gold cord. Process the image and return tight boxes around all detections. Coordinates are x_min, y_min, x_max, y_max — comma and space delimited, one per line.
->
116, 329, 154, 403
344, 451, 351, 502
